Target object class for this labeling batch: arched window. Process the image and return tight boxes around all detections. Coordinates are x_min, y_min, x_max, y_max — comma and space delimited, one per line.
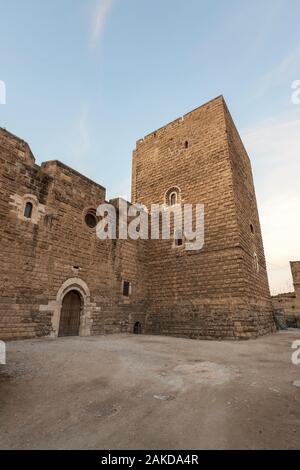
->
165, 186, 181, 206
170, 192, 177, 206
24, 202, 33, 219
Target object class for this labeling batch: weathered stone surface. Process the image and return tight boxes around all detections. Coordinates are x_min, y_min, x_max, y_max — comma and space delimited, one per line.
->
132, 96, 275, 339
0, 96, 276, 340
272, 261, 300, 327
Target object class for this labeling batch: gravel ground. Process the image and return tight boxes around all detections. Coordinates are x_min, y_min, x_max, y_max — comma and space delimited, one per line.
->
0, 330, 300, 449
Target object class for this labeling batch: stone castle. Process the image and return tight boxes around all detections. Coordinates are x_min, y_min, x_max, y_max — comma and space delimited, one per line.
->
0, 96, 276, 341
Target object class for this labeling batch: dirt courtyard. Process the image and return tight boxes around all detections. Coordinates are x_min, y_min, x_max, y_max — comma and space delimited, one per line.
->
0, 331, 300, 450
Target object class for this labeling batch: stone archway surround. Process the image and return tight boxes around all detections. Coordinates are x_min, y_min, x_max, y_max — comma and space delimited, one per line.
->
39, 278, 96, 338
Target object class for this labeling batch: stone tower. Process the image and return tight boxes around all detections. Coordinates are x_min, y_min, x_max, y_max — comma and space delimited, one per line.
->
132, 96, 275, 339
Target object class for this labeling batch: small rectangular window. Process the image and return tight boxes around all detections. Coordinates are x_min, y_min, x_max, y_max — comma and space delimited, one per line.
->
122, 280, 130, 297
174, 229, 184, 247
175, 238, 183, 247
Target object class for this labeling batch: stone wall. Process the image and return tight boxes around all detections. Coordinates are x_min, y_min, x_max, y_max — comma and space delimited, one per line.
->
0, 128, 148, 340
0, 96, 276, 341
272, 261, 300, 327
132, 96, 275, 339
223, 101, 274, 335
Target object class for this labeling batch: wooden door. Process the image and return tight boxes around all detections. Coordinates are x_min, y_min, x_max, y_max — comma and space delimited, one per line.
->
133, 322, 142, 334
58, 291, 81, 337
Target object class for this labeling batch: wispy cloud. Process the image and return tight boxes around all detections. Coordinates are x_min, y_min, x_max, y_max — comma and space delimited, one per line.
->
90, 0, 113, 49
255, 46, 300, 98
242, 111, 300, 294
72, 104, 91, 168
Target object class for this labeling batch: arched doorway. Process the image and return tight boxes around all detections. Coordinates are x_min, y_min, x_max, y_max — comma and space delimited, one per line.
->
133, 322, 142, 335
58, 290, 82, 337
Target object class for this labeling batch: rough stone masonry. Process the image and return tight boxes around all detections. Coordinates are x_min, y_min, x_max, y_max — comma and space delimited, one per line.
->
272, 261, 300, 328
0, 96, 276, 341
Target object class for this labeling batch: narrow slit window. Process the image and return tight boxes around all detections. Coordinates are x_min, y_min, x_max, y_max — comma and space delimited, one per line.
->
253, 253, 259, 273
123, 280, 130, 297
175, 229, 183, 247
185, 141, 189, 149
24, 202, 33, 219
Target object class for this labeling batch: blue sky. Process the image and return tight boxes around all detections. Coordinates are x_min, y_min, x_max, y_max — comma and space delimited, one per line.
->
0, 0, 300, 293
